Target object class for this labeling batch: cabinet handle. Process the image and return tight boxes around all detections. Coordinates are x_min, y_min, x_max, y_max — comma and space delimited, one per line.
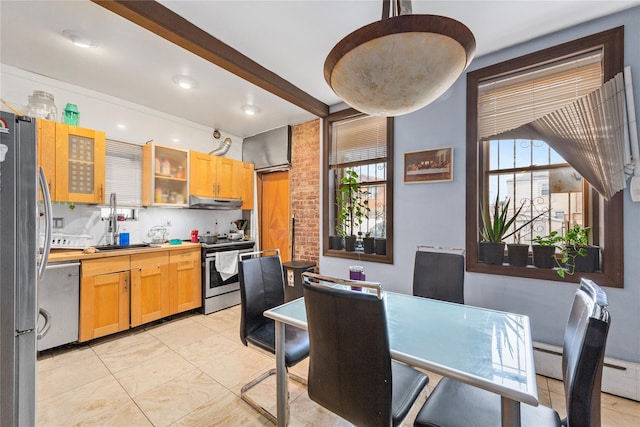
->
124, 275, 128, 292
48, 180, 52, 193
99, 184, 103, 203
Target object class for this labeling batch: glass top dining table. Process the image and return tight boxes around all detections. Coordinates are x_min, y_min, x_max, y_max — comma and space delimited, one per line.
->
264, 290, 539, 427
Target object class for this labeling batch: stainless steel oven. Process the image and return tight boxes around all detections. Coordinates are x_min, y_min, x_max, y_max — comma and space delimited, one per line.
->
202, 240, 255, 314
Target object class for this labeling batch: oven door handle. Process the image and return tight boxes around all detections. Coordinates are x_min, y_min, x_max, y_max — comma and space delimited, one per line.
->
205, 254, 212, 286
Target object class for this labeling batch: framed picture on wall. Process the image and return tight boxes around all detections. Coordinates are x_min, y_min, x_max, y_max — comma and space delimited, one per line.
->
403, 147, 454, 183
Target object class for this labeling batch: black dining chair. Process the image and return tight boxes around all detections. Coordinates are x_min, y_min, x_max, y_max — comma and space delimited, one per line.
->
413, 247, 465, 304
303, 272, 429, 427
413, 278, 611, 427
238, 249, 309, 424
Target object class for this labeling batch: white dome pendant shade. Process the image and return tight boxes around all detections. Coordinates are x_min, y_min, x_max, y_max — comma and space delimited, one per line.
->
324, 7, 476, 117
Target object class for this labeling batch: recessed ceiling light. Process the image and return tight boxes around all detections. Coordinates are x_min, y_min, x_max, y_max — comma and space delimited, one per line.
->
116, 123, 127, 130
241, 104, 260, 116
62, 30, 98, 49
172, 138, 180, 143
172, 75, 198, 89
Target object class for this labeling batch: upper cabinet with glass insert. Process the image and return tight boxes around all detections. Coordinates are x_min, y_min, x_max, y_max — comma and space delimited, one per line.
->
142, 142, 189, 207
37, 119, 106, 204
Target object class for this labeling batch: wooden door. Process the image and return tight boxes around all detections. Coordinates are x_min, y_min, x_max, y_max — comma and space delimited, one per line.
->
189, 151, 215, 197
169, 249, 202, 314
79, 271, 129, 342
130, 253, 170, 327
259, 170, 291, 262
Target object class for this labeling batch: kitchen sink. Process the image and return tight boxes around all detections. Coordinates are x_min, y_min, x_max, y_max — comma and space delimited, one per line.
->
94, 243, 154, 251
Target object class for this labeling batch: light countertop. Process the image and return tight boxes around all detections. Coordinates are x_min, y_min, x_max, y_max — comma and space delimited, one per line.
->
48, 242, 202, 263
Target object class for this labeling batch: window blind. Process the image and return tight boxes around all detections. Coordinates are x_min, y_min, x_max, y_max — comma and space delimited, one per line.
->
105, 139, 142, 207
329, 115, 387, 166
485, 71, 635, 200
478, 51, 603, 140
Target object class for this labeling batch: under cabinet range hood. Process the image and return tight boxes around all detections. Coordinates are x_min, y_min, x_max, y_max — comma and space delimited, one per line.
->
242, 125, 291, 170
189, 195, 242, 210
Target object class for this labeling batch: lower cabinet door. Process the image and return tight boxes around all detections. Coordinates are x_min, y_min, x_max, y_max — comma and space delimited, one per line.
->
79, 271, 129, 342
130, 264, 170, 327
169, 249, 202, 314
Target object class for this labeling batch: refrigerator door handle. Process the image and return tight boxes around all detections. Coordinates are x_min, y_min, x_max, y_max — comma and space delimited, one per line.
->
38, 167, 53, 280
37, 308, 52, 340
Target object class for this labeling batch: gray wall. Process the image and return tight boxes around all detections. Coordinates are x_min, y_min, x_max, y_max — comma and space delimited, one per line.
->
320, 6, 640, 363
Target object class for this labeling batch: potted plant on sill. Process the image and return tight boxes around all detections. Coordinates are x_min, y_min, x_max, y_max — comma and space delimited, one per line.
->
506, 231, 529, 267
336, 169, 370, 252
480, 195, 547, 265
556, 224, 599, 278
329, 220, 345, 250
532, 231, 562, 269
329, 206, 348, 250
363, 232, 375, 254
374, 219, 386, 256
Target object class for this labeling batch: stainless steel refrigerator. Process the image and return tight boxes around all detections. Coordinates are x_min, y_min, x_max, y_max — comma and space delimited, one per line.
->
0, 112, 52, 425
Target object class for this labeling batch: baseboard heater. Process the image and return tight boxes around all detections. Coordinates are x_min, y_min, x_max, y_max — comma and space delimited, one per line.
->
533, 341, 640, 402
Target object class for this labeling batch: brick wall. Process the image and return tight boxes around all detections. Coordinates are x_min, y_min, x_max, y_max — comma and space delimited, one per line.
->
290, 119, 320, 265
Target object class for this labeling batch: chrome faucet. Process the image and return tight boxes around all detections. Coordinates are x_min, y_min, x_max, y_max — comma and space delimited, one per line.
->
107, 192, 118, 245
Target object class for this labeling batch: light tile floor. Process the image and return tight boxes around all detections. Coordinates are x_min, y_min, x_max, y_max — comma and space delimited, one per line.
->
37, 305, 640, 426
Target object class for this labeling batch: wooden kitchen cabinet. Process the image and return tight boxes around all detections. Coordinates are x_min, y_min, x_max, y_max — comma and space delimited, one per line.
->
37, 118, 57, 198
169, 248, 202, 314
37, 118, 106, 204
240, 161, 255, 210
130, 252, 170, 327
189, 150, 242, 199
79, 256, 130, 342
56, 123, 106, 204
216, 156, 240, 199
189, 151, 216, 197
142, 142, 189, 207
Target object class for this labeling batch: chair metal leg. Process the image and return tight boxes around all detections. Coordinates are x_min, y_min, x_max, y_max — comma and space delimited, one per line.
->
241, 366, 307, 425
241, 368, 278, 424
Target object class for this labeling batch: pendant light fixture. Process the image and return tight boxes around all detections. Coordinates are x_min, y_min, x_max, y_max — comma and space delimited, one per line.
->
324, 0, 476, 116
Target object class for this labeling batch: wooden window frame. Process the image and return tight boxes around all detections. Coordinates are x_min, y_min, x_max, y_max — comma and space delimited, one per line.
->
465, 27, 624, 288
323, 108, 394, 264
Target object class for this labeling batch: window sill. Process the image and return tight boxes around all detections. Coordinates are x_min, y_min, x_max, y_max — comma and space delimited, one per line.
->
466, 261, 621, 288
323, 248, 393, 264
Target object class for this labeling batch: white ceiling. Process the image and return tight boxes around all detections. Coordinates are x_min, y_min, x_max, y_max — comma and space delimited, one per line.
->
2, 1, 639, 138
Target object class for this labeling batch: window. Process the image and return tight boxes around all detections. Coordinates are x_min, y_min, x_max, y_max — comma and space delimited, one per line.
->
323, 109, 394, 263
541, 183, 549, 197
105, 139, 142, 207
466, 27, 624, 287
486, 139, 585, 246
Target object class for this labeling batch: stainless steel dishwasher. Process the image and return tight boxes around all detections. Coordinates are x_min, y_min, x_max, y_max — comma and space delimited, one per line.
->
37, 262, 80, 351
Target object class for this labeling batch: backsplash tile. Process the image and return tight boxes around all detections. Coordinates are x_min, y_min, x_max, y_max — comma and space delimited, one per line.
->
45, 204, 254, 247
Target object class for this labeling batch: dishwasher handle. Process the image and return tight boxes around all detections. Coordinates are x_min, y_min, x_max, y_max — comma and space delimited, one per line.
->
45, 262, 81, 271
37, 308, 52, 340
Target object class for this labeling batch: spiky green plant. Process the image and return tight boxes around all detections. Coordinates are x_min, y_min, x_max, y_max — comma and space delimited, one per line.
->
480, 195, 546, 243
